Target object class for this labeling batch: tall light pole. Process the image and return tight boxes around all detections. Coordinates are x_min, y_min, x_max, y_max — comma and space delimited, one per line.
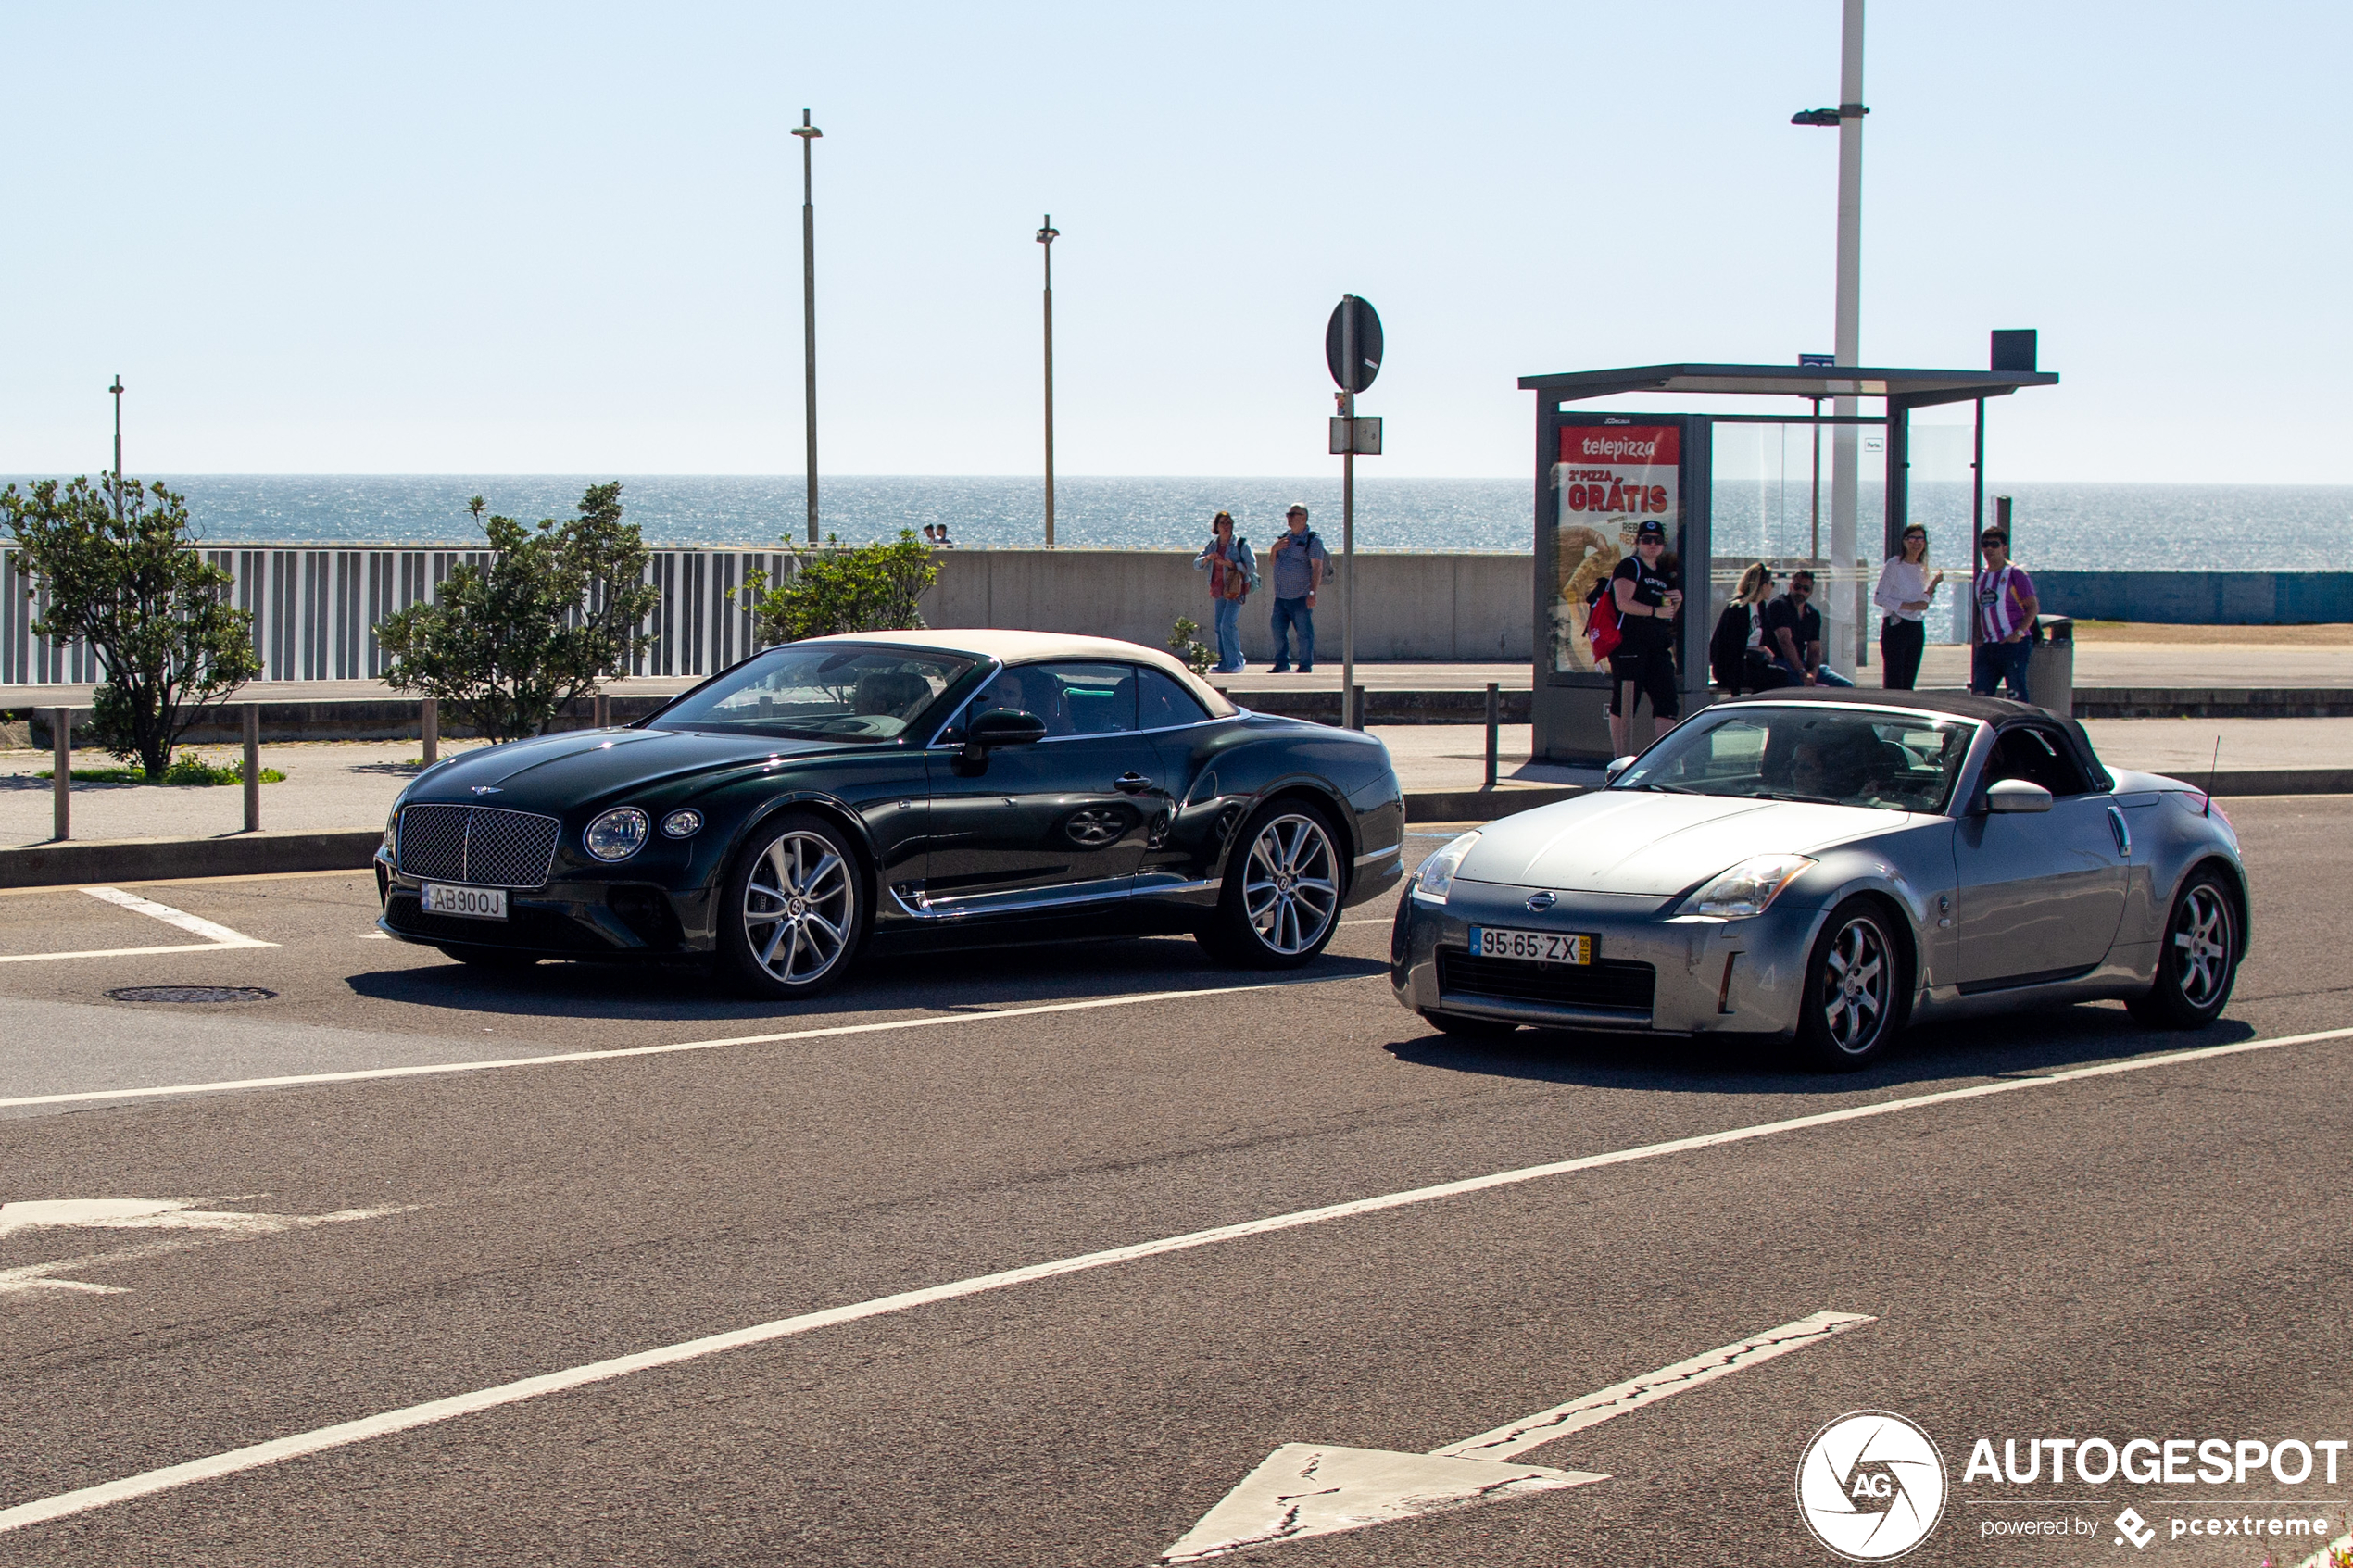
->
1037, 215, 1059, 546
108, 375, 125, 519
791, 110, 823, 545
1793, 0, 1867, 674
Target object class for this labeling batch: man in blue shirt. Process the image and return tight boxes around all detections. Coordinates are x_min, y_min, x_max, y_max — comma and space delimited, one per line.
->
1266, 503, 1328, 673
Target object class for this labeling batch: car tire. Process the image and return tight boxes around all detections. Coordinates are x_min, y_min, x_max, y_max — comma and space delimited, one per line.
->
435, 944, 539, 971
1196, 798, 1347, 969
720, 812, 865, 999
2126, 869, 2240, 1029
1421, 1010, 1519, 1040
1792, 898, 1905, 1072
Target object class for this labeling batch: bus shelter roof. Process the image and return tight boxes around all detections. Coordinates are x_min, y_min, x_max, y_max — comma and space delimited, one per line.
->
1517, 361, 2058, 409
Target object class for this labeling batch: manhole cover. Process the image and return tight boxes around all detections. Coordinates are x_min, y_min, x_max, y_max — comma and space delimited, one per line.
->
105, 985, 277, 1005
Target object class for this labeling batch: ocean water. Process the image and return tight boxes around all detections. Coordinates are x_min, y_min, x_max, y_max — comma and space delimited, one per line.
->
5, 473, 2346, 571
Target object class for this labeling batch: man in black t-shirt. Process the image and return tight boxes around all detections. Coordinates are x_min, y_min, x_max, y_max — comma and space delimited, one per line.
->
1608, 520, 1682, 756
1759, 571, 1856, 688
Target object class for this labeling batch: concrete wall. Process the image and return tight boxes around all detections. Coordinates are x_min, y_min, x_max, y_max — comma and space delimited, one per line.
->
920, 550, 1533, 662
2034, 571, 2353, 626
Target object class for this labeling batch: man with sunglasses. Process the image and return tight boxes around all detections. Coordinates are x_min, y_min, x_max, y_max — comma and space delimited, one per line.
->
1969, 527, 2039, 703
1761, 570, 1855, 689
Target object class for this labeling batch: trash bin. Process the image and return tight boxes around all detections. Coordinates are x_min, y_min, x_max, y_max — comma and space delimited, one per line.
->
2027, 615, 2074, 718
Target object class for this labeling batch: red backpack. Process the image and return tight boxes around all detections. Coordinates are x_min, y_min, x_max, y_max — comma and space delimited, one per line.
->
1584, 575, 1624, 661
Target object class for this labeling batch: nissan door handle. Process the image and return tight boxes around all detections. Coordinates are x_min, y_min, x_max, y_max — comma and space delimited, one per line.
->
2107, 804, 2132, 858
1114, 772, 1155, 795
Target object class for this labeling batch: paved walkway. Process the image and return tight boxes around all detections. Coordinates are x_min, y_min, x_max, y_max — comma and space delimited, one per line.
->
5, 717, 2344, 848
10, 642, 2353, 715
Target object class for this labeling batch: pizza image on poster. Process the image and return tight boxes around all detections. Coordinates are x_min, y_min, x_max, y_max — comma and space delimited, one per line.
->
1551, 423, 1680, 673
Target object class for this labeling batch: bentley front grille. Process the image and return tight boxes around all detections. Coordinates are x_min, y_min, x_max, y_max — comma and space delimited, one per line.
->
396, 804, 562, 888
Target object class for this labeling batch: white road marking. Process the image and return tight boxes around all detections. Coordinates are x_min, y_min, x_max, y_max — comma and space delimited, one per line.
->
1163, 1311, 1873, 1561
0, 888, 274, 965
0, 1198, 415, 1298
0, 983, 1292, 1112
0, 1024, 2341, 1537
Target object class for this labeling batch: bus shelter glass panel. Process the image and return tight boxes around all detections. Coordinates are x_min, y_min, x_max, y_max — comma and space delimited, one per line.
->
1902, 421, 1979, 644
1708, 421, 1885, 670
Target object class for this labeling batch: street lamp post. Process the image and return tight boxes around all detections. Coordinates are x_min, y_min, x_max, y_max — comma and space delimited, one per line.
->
1793, 0, 1868, 674
791, 110, 824, 546
108, 376, 125, 519
1037, 215, 1059, 547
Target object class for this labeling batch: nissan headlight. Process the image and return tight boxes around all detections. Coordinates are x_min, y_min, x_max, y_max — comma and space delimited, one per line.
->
585, 807, 651, 862
1684, 854, 1815, 919
1412, 831, 1481, 903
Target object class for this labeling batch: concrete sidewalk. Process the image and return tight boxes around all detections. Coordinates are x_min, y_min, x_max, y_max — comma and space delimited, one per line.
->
5, 715, 2346, 883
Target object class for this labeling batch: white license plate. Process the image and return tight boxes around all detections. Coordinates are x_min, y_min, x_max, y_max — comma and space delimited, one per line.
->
422, 884, 509, 921
1470, 926, 1592, 964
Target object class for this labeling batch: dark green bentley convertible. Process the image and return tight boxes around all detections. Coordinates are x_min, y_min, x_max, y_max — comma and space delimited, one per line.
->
376, 632, 1406, 997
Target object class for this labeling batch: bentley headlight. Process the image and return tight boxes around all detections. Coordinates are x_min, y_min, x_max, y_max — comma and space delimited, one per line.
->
660, 809, 703, 839
383, 805, 399, 859
1412, 831, 1482, 903
585, 808, 651, 862
1685, 854, 1816, 919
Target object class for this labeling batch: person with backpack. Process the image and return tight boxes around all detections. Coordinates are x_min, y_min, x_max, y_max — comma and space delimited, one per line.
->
1602, 519, 1682, 757
1194, 509, 1256, 674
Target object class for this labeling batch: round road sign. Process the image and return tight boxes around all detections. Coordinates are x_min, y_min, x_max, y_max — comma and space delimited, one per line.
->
1325, 296, 1383, 393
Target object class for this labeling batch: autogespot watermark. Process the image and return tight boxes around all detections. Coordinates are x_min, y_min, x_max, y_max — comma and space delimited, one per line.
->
1798, 1415, 2350, 1557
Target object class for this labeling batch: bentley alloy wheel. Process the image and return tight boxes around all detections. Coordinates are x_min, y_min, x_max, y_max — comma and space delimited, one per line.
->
1201, 802, 1344, 969
723, 813, 862, 997
1795, 899, 1901, 1071
2130, 871, 2239, 1028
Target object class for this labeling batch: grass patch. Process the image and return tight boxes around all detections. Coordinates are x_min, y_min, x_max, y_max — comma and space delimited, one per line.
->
36, 754, 286, 786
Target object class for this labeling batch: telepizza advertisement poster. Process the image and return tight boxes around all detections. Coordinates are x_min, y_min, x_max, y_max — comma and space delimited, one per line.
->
1551, 422, 1681, 673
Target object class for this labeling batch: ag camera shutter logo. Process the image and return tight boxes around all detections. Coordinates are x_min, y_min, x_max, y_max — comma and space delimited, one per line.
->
1795, 1410, 1949, 1561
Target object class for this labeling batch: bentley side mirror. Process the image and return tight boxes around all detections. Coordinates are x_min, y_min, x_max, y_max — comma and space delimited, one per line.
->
1984, 779, 2054, 814
1604, 756, 1637, 784
960, 709, 1048, 770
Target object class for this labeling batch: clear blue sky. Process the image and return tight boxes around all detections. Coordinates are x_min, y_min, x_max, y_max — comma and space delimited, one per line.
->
1, 2, 2344, 482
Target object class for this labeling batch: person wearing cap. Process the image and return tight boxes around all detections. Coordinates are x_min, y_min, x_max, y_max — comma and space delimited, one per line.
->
1265, 503, 1328, 673
1606, 520, 1683, 756
1969, 527, 2038, 702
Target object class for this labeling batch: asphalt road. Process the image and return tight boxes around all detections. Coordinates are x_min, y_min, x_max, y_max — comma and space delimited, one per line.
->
1, 799, 2348, 1567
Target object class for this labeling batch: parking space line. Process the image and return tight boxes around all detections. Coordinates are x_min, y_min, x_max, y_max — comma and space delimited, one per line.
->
0, 982, 1292, 1111
0, 1018, 2345, 1538
0, 888, 274, 965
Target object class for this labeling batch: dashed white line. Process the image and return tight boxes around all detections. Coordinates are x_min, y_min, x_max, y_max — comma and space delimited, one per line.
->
0, 1019, 2344, 1538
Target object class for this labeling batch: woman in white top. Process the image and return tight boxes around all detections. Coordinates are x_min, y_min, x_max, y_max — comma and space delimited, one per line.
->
1872, 525, 1944, 690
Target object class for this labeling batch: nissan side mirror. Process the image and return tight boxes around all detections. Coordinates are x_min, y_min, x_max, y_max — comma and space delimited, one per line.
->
960, 709, 1048, 770
1984, 779, 2054, 814
1604, 756, 1637, 784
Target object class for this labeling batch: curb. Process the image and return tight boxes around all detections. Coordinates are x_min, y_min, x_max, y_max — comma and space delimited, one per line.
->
0, 831, 383, 889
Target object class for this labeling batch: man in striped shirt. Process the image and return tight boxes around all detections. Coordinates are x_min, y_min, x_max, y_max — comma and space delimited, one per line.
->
1969, 527, 2039, 704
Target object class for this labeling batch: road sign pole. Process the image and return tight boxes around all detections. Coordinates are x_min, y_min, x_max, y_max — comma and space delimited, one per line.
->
1340, 299, 1356, 730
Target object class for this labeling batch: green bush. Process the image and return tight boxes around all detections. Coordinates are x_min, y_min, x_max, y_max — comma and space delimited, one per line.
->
1, 476, 262, 781
737, 531, 938, 644
378, 483, 661, 743
38, 753, 283, 786
1168, 616, 1213, 674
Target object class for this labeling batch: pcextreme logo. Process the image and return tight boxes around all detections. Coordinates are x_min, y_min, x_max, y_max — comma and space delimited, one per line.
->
1796, 1411, 1950, 1561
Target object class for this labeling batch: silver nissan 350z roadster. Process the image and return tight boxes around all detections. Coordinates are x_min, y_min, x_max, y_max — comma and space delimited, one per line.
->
1390, 689, 2249, 1069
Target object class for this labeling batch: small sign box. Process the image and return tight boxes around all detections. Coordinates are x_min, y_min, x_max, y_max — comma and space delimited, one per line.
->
1328, 416, 1382, 456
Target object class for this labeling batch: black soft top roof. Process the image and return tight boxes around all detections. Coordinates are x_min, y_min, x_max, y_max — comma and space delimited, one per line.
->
1717, 686, 2112, 790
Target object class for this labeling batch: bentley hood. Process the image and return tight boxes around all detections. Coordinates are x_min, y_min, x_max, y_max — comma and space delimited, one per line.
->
402, 725, 874, 809
1457, 790, 1921, 897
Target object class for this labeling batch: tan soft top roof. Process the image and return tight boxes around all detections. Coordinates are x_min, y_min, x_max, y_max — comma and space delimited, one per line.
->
797, 629, 1239, 718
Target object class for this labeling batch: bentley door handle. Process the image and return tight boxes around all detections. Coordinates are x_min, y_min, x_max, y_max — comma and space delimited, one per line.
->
1114, 772, 1155, 795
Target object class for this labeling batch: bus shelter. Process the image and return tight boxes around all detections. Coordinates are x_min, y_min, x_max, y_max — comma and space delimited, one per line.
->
1519, 358, 2059, 764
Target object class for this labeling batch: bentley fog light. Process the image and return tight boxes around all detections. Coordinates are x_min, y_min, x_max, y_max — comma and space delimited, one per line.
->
1413, 831, 1481, 903
660, 809, 703, 839
1686, 854, 1816, 919
585, 808, 651, 862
